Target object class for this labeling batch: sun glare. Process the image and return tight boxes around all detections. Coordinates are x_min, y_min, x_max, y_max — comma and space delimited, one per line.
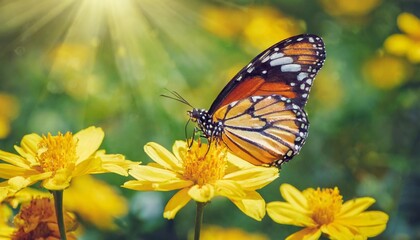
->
0, 0, 215, 99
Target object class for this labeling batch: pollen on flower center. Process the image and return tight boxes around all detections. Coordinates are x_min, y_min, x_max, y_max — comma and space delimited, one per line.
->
37, 132, 77, 172
182, 140, 227, 186
304, 187, 343, 225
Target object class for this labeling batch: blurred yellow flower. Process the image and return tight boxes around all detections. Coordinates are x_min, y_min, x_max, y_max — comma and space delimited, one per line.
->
123, 140, 279, 220
201, 6, 304, 50
0, 126, 138, 191
192, 225, 269, 240
0, 204, 15, 239
64, 175, 128, 230
320, 0, 381, 17
0, 93, 19, 139
384, 13, 420, 63
364, 54, 410, 90
11, 198, 77, 240
49, 44, 103, 98
267, 184, 389, 240
201, 7, 247, 39
243, 7, 304, 50
312, 64, 344, 110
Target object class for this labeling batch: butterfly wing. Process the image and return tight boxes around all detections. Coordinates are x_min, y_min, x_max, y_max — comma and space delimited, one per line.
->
212, 95, 308, 166
208, 34, 325, 114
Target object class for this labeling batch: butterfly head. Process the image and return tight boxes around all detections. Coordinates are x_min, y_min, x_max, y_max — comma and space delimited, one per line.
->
188, 108, 222, 138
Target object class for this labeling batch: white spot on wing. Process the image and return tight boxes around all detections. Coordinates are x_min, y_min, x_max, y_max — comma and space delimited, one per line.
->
251, 96, 264, 102
270, 57, 293, 67
261, 56, 270, 63
281, 64, 301, 72
297, 72, 308, 81
269, 52, 285, 60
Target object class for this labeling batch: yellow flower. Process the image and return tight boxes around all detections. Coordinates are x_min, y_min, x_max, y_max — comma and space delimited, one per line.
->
364, 54, 410, 90
0, 126, 138, 190
64, 175, 128, 230
192, 225, 269, 240
267, 184, 389, 240
320, 0, 381, 17
123, 140, 279, 220
0, 93, 19, 139
11, 198, 78, 240
0, 185, 50, 209
384, 13, 420, 63
200, 6, 304, 50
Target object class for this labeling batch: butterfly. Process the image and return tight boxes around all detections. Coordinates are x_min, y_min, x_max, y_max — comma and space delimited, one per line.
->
187, 34, 325, 167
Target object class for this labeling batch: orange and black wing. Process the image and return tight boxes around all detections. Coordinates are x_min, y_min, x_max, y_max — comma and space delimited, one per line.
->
212, 95, 308, 167
208, 34, 325, 114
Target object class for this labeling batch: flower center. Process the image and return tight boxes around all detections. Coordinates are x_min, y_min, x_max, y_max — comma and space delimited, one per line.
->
37, 132, 77, 172
12, 198, 55, 240
182, 141, 227, 186
304, 187, 343, 225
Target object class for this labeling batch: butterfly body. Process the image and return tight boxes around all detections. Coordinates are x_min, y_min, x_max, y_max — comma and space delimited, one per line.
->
190, 34, 325, 167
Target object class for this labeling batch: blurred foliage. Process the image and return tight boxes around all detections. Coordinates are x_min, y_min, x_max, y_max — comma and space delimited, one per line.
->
0, 0, 419, 239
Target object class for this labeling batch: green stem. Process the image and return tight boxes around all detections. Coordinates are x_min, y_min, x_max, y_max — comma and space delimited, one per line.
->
52, 190, 67, 240
194, 201, 206, 240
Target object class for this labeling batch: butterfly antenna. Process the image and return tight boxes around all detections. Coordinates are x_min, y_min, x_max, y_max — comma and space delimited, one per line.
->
161, 89, 194, 108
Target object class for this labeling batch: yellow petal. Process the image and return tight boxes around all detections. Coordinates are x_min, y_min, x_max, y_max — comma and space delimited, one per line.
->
152, 180, 193, 191
0, 150, 30, 169
18, 133, 41, 157
122, 179, 192, 191
188, 184, 215, 202
74, 126, 104, 163
384, 34, 412, 56
226, 152, 255, 168
6, 172, 52, 191
285, 227, 321, 240
280, 183, 309, 212
215, 180, 246, 199
398, 12, 420, 38
129, 165, 180, 182
14, 146, 38, 166
172, 140, 188, 162
145, 142, 182, 170
338, 211, 389, 237
71, 155, 101, 178
266, 201, 314, 227
0, 187, 9, 202
229, 191, 266, 221
0, 163, 34, 178
42, 168, 73, 190
338, 197, 375, 218
163, 188, 191, 219
8, 176, 31, 191
101, 163, 129, 176
224, 167, 278, 190
322, 223, 355, 240
407, 42, 420, 63
98, 152, 138, 175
